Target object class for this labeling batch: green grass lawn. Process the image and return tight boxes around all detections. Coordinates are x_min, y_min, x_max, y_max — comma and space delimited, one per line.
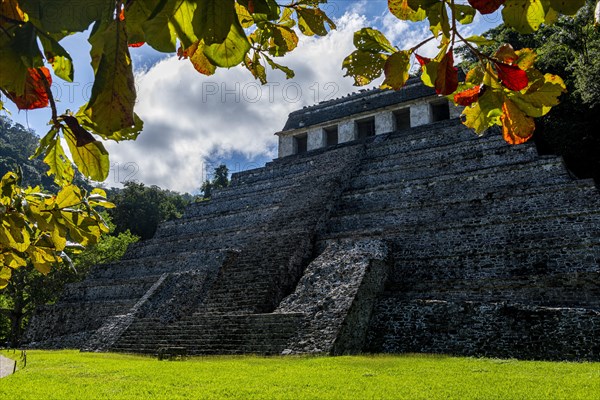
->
1, 350, 599, 399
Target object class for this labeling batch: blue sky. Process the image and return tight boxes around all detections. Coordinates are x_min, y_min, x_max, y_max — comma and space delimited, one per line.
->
2, 1, 501, 193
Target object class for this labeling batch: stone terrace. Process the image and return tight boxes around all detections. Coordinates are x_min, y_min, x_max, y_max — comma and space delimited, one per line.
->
24, 91, 600, 361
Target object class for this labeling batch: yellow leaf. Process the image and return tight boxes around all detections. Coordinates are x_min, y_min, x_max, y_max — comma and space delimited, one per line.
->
381, 51, 411, 90
388, 0, 427, 22
462, 89, 504, 134
502, 0, 547, 34
43, 138, 74, 186
63, 126, 110, 182
509, 73, 566, 117
55, 185, 83, 209
0, 215, 31, 252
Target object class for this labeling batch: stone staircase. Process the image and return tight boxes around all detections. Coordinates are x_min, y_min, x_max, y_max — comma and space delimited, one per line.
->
111, 313, 306, 355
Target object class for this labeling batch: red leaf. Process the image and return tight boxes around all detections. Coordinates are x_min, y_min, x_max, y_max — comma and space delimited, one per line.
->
495, 62, 528, 91
454, 85, 482, 106
415, 53, 430, 67
128, 42, 145, 48
248, 0, 255, 13
435, 50, 458, 95
467, 0, 505, 14
5, 67, 52, 110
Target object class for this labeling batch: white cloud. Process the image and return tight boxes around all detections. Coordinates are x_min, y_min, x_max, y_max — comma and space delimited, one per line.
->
105, 12, 371, 193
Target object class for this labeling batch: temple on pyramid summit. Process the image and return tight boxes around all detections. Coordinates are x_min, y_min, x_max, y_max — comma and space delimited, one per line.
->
25, 78, 600, 360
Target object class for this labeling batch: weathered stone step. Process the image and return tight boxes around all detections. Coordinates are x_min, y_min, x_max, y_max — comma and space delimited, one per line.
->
350, 155, 568, 191
183, 183, 296, 218
382, 271, 600, 307
364, 299, 600, 360
155, 205, 279, 239
357, 143, 537, 183
234, 145, 362, 186
26, 300, 137, 341
362, 132, 525, 171
326, 203, 600, 236
390, 244, 600, 281
336, 179, 599, 216
59, 276, 159, 302
362, 119, 481, 158
112, 313, 305, 355
321, 214, 600, 259
347, 157, 569, 199
123, 229, 252, 259
87, 250, 228, 280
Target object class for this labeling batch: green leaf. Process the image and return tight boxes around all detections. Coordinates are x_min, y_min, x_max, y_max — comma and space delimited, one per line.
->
20, 0, 113, 33
63, 126, 110, 182
169, 0, 201, 49
0, 39, 29, 95
195, 0, 236, 45
31, 127, 59, 159
203, 20, 250, 67
267, 25, 299, 56
27, 246, 58, 274
508, 73, 566, 117
451, 4, 476, 25
85, 21, 137, 135
143, 13, 178, 52
10, 22, 44, 69
264, 55, 295, 79
548, 0, 585, 15
244, 53, 267, 84
77, 108, 143, 142
427, 2, 451, 38
388, 0, 427, 22
43, 137, 74, 186
462, 89, 504, 134
342, 50, 388, 86
502, 0, 548, 34
296, 6, 335, 36
353, 28, 396, 54
39, 35, 74, 82
381, 50, 411, 90
463, 35, 496, 47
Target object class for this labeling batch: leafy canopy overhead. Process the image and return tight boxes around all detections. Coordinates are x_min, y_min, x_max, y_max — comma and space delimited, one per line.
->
0, 0, 335, 187
0, 0, 334, 286
343, 0, 596, 145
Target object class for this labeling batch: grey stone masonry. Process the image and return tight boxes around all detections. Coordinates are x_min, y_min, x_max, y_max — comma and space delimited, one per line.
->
24, 83, 600, 361
276, 239, 389, 354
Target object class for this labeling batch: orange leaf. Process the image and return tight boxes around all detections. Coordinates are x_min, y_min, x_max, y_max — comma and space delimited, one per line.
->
501, 99, 535, 145
119, 7, 125, 21
467, 0, 505, 14
5, 68, 52, 110
495, 62, 528, 91
435, 50, 458, 95
454, 85, 482, 106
